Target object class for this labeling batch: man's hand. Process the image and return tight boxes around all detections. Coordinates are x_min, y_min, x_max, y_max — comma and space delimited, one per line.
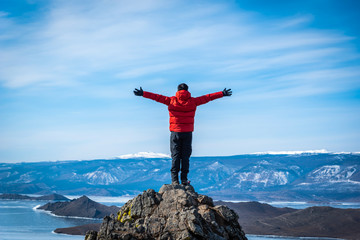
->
134, 87, 143, 96
222, 88, 232, 96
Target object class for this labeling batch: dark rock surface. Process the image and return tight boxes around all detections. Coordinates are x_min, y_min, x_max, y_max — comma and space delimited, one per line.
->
0, 193, 69, 201
217, 201, 360, 240
248, 206, 360, 240
38, 195, 120, 218
215, 201, 297, 230
55, 223, 101, 235
0, 193, 33, 200
85, 184, 247, 240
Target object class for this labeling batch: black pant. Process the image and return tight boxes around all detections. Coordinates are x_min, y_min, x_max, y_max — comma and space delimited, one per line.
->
170, 131, 192, 183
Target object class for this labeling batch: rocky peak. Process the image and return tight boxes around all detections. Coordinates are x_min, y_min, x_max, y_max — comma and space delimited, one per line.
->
38, 195, 120, 218
85, 184, 247, 240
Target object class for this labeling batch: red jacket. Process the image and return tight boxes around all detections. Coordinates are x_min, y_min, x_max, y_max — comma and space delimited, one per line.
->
143, 90, 224, 132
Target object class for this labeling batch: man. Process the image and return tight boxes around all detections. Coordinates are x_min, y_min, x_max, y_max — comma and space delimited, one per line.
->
134, 83, 232, 185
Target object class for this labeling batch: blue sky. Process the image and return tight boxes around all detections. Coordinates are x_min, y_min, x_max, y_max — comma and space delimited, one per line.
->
0, 0, 359, 162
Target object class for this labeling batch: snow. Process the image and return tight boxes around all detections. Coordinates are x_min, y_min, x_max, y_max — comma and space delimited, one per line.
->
334, 151, 360, 155
252, 149, 329, 155
310, 165, 357, 182
259, 160, 270, 165
116, 152, 171, 159
298, 182, 311, 186
313, 165, 341, 177
84, 171, 119, 185
33, 205, 41, 210
17, 173, 34, 183
252, 150, 360, 155
235, 170, 289, 187
207, 161, 223, 170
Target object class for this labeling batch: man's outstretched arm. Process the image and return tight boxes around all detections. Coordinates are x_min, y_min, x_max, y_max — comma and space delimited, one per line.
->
193, 88, 232, 106
134, 87, 171, 105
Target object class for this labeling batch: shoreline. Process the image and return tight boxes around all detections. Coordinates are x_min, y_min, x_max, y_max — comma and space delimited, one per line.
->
53, 223, 101, 236
247, 235, 345, 240
52, 225, 348, 240
2, 196, 358, 240
3, 193, 357, 208
33, 205, 103, 220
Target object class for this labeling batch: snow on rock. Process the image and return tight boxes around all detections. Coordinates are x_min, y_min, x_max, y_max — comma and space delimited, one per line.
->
313, 165, 341, 177
252, 149, 329, 155
234, 170, 289, 187
16, 173, 35, 183
207, 161, 222, 170
205, 161, 235, 177
309, 165, 357, 182
84, 171, 119, 185
116, 152, 171, 159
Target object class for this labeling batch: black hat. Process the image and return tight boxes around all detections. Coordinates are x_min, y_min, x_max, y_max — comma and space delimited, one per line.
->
178, 83, 188, 91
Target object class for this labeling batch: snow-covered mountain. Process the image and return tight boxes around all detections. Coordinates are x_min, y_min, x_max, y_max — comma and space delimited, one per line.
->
116, 152, 171, 159
1, 152, 359, 202
308, 165, 357, 182
251, 149, 329, 155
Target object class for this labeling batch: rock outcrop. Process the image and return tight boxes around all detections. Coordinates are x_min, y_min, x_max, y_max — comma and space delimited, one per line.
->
38, 195, 120, 218
85, 184, 247, 240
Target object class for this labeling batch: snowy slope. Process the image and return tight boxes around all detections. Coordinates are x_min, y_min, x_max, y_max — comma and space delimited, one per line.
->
0, 152, 359, 201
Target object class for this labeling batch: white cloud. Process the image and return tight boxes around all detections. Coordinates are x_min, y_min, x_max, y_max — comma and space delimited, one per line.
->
116, 63, 182, 78
221, 48, 353, 73
0, 0, 359, 94
272, 15, 314, 29
1, 0, 360, 162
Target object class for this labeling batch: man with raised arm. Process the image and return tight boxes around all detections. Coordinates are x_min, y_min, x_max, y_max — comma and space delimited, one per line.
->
134, 83, 232, 185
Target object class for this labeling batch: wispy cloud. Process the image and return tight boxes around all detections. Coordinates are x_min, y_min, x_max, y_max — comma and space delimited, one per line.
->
0, 0, 358, 97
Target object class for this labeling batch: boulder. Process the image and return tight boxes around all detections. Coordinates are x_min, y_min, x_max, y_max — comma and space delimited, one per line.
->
86, 184, 247, 240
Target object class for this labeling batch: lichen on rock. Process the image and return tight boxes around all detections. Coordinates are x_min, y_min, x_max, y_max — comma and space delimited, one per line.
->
85, 184, 247, 240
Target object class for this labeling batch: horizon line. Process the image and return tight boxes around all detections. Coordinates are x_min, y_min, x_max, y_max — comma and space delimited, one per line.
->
1, 149, 360, 164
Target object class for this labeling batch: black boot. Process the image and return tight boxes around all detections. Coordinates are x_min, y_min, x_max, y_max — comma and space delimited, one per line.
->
181, 172, 189, 185
181, 180, 191, 186
171, 172, 179, 185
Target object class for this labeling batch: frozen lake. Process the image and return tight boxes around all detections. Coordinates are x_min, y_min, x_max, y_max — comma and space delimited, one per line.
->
0, 197, 353, 240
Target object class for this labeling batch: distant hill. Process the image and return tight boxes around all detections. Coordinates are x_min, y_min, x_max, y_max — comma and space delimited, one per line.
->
1, 152, 360, 202
0, 193, 69, 201
54, 223, 101, 235
216, 201, 360, 240
253, 206, 360, 240
215, 201, 297, 227
0, 193, 33, 200
37, 195, 120, 218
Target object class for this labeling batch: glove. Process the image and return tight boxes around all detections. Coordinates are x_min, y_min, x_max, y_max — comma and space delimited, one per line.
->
134, 87, 143, 96
222, 88, 232, 96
